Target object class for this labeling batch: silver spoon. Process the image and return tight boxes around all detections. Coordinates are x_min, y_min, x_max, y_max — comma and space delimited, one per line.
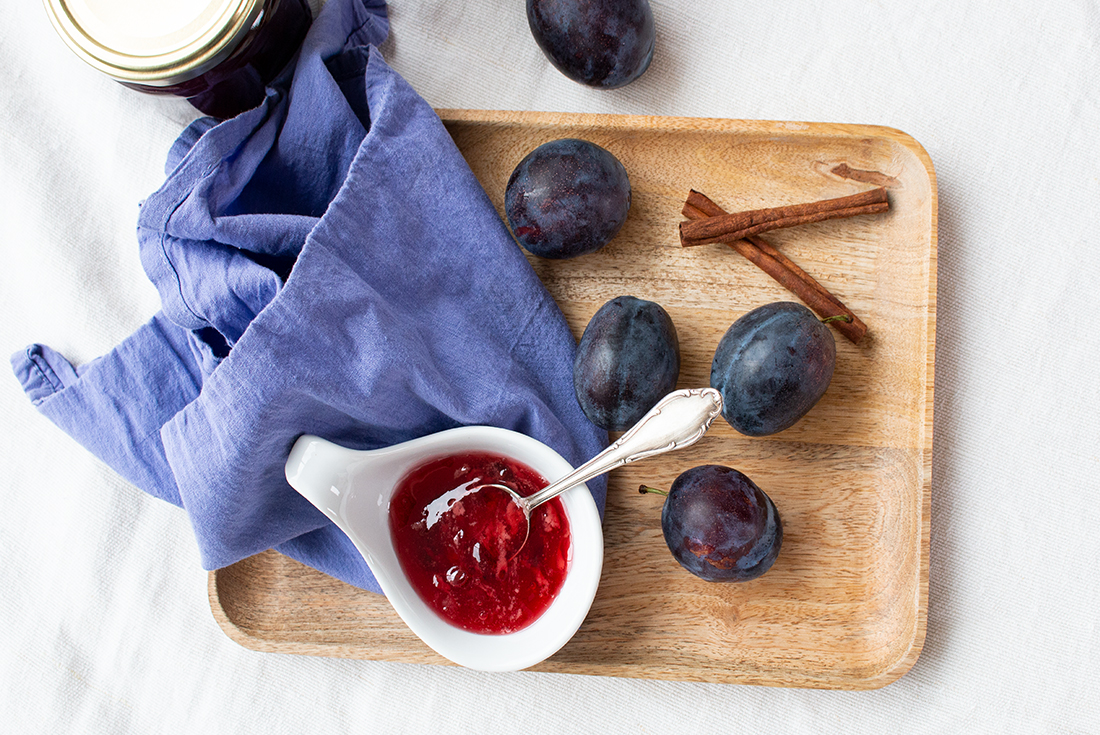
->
470, 387, 723, 559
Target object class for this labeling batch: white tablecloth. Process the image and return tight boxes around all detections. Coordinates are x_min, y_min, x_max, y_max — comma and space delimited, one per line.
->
3, 1, 1097, 732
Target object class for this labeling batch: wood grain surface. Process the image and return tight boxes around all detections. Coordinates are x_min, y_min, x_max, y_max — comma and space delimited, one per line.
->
209, 110, 937, 690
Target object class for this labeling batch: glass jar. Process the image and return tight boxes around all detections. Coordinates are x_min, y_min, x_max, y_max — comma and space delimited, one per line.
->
43, 0, 313, 119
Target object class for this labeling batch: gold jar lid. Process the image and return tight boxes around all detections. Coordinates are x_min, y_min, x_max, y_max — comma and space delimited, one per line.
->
43, 0, 265, 86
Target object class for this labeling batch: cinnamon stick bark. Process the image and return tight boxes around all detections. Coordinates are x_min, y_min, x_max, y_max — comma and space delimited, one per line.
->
682, 190, 868, 344
680, 187, 888, 247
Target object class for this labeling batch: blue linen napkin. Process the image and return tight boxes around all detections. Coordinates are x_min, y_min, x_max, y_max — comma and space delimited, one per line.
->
12, 0, 607, 593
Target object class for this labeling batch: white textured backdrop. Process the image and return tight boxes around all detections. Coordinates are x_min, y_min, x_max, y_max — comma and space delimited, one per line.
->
2, 1, 1097, 732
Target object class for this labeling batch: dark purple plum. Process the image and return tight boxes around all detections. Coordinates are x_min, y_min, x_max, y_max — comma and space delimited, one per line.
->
505, 138, 631, 259
527, 0, 656, 89
573, 295, 679, 430
650, 465, 782, 583
710, 302, 836, 437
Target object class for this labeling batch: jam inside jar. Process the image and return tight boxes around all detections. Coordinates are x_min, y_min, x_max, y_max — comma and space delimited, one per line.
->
44, 0, 314, 119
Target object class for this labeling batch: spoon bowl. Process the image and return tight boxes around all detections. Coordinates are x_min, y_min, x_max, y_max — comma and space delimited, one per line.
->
285, 425, 603, 672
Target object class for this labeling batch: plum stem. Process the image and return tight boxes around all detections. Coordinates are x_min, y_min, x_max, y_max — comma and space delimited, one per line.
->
821, 314, 853, 324
638, 484, 668, 496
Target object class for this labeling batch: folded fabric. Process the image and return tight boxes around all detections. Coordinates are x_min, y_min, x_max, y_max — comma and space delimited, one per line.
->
12, 0, 607, 593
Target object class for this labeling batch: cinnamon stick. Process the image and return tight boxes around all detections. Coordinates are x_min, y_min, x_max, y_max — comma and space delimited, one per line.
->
684, 193, 847, 312
680, 187, 888, 247
682, 190, 868, 344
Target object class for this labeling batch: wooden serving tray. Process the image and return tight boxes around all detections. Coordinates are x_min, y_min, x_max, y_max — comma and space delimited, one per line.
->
209, 110, 936, 690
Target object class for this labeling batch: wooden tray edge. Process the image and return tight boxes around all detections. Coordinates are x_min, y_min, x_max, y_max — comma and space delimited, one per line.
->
854, 116, 936, 690
435, 108, 939, 168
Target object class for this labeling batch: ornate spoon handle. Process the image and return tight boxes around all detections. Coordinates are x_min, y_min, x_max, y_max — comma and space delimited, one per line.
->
520, 387, 724, 512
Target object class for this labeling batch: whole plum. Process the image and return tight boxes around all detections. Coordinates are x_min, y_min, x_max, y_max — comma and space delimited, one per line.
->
573, 295, 679, 430
527, 0, 656, 89
645, 465, 782, 583
711, 302, 836, 437
505, 138, 631, 259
